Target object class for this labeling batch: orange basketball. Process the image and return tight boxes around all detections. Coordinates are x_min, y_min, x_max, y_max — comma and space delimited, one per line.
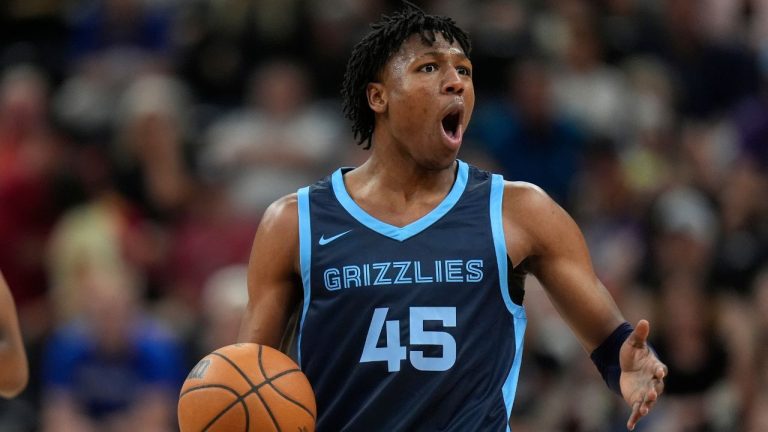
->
178, 343, 316, 432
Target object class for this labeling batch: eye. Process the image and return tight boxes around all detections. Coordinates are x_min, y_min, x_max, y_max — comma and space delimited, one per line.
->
419, 63, 438, 73
457, 66, 472, 77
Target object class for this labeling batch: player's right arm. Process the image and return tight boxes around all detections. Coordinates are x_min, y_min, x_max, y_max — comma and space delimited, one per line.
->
0, 271, 28, 398
238, 194, 302, 349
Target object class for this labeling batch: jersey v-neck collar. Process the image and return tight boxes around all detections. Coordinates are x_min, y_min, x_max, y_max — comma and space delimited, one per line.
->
331, 160, 469, 242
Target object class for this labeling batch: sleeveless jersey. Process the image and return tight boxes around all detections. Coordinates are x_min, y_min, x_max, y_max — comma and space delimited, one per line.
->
296, 160, 527, 431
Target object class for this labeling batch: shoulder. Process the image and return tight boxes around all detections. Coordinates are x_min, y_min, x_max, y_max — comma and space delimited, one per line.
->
260, 193, 299, 231
500, 180, 579, 258
251, 193, 301, 264
500, 180, 557, 229
501, 181, 555, 215
266, 193, 298, 212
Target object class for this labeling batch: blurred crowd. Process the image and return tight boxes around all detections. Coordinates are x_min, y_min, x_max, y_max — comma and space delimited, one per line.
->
0, 0, 766, 431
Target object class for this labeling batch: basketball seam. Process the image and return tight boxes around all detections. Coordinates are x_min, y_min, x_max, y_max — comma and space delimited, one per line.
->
209, 351, 304, 394
253, 387, 280, 432
257, 344, 282, 432
209, 348, 283, 432
252, 345, 315, 420
243, 390, 250, 432
204, 399, 249, 432
265, 374, 317, 420
211, 352, 258, 388
204, 348, 312, 431
180, 384, 248, 432
180, 383, 240, 398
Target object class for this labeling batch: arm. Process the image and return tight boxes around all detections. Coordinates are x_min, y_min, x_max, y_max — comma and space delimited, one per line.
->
502, 183, 623, 349
238, 194, 302, 349
502, 182, 665, 430
0, 271, 28, 398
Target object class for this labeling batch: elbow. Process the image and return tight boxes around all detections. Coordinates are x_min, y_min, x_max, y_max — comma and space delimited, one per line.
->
0, 376, 28, 399
0, 359, 28, 398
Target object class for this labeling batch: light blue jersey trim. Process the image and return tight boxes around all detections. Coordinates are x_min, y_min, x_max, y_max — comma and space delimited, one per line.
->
296, 187, 312, 368
490, 174, 527, 430
331, 160, 469, 242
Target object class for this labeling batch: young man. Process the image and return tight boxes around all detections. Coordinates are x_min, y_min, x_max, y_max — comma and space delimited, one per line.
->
0, 271, 28, 398
239, 5, 666, 431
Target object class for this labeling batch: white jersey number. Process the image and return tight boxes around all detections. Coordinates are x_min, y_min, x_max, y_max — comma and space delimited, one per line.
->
359, 307, 457, 372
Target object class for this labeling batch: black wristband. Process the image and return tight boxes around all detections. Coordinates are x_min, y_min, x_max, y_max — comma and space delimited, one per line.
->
590, 322, 633, 396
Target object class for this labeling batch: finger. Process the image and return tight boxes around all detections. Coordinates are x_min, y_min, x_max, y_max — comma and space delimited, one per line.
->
628, 399, 651, 430
641, 398, 657, 417
627, 401, 642, 430
645, 387, 658, 403
656, 365, 667, 379
636, 383, 662, 419
653, 365, 666, 388
639, 391, 651, 416
645, 392, 658, 409
628, 319, 650, 348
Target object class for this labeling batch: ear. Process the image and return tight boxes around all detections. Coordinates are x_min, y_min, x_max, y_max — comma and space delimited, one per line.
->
366, 82, 387, 114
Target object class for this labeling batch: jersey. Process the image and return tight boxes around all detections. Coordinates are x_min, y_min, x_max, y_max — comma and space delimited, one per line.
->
295, 160, 527, 431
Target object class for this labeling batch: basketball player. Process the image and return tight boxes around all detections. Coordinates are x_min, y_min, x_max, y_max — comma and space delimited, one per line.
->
239, 5, 666, 431
0, 271, 28, 398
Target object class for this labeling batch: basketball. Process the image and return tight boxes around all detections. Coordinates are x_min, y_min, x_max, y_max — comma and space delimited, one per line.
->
178, 343, 316, 432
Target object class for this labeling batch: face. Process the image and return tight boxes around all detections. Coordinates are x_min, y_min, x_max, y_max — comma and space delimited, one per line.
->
367, 33, 475, 168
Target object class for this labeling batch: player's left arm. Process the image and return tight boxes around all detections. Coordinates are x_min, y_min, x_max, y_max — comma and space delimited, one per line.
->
501, 182, 666, 430
0, 271, 28, 398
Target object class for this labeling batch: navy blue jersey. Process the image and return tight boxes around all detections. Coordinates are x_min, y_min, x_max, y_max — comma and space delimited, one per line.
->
296, 160, 527, 431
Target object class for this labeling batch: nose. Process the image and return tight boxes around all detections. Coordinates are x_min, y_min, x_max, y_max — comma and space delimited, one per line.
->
442, 69, 464, 95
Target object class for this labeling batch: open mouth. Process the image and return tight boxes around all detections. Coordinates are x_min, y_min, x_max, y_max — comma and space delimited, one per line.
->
441, 110, 462, 139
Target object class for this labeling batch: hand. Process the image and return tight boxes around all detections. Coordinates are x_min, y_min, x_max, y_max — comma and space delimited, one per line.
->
619, 319, 667, 430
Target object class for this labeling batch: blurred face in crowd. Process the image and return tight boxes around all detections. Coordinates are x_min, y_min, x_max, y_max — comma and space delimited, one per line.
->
664, 0, 702, 38
565, 23, 601, 71
250, 61, 309, 118
80, 268, 139, 354
0, 71, 47, 133
512, 60, 552, 125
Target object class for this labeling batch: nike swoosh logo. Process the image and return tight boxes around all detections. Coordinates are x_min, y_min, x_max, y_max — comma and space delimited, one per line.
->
319, 230, 352, 246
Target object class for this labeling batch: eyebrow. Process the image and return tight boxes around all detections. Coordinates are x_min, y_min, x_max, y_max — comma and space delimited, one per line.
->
417, 51, 470, 61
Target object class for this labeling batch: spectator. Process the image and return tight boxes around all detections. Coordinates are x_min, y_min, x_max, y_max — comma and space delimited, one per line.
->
0, 65, 62, 317
185, 265, 249, 365
647, 185, 718, 284
469, 58, 585, 206
112, 74, 196, 221
202, 59, 343, 215
651, 271, 730, 430
551, 3, 632, 144
711, 158, 768, 293
68, 0, 174, 69
41, 265, 183, 432
749, 269, 768, 431
655, 0, 760, 118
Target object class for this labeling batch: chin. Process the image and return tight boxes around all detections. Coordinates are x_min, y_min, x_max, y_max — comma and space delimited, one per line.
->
418, 151, 459, 171
394, 132, 461, 171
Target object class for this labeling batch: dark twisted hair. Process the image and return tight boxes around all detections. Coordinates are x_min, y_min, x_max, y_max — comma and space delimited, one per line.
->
340, 2, 471, 149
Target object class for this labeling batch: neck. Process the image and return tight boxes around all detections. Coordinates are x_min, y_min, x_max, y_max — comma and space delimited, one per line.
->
347, 144, 458, 204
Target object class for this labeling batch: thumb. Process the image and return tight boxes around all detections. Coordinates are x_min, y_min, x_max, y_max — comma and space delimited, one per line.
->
627, 319, 650, 349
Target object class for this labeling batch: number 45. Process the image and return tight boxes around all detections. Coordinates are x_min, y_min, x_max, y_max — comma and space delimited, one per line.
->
360, 307, 456, 372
